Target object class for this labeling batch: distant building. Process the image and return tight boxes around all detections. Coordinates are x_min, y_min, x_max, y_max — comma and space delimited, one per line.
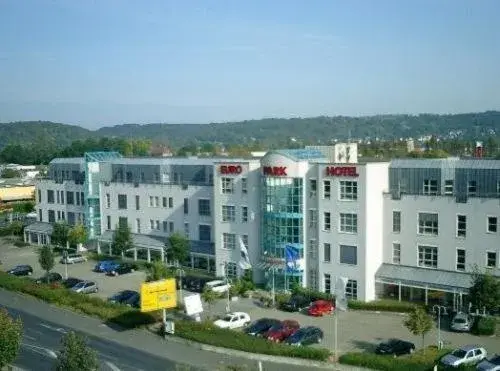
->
406, 139, 415, 153
0, 178, 35, 203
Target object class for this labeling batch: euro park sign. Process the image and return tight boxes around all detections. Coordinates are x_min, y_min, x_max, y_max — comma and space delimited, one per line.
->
263, 166, 287, 176
325, 166, 359, 177
220, 165, 243, 175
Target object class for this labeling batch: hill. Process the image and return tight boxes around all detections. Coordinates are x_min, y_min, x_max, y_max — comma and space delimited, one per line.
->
1, 111, 500, 150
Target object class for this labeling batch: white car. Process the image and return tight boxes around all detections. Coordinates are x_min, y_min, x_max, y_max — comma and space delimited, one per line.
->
441, 345, 487, 368
205, 280, 231, 294
213, 312, 251, 329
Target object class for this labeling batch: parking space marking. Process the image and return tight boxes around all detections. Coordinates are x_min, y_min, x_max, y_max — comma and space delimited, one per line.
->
40, 323, 67, 334
105, 361, 122, 371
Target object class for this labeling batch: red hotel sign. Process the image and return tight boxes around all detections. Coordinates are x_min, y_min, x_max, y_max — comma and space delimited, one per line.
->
325, 166, 359, 177
263, 166, 287, 176
220, 165, 243, 175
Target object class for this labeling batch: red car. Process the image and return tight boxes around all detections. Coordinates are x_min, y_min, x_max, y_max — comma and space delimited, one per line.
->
308, 300, 334, 316
265, 320, 300, 342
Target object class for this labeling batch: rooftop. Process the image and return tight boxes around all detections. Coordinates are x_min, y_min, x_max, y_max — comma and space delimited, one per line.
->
273, 148, 327, 161
390, 157, 500, 170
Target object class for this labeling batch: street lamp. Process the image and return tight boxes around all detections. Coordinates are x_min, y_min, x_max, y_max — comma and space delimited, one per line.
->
263, 251, 276, 307
432, 305, 447, 349
175, 260, 185, 303
221, 262, 231, 313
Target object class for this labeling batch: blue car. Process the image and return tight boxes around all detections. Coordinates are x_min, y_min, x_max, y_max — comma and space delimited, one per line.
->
94, 260, 118, 273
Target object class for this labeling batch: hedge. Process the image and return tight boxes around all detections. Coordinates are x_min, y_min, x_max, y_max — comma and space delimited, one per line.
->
339, 347, 475, 371
0, 272, 330, 361
348, 299, 420, 313
471, 316, 496, 336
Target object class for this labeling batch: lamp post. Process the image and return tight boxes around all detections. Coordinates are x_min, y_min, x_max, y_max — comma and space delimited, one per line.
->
221, 262, 231, 313
263, 251, 276, 307
175, 261, 185, 303
432, 305, 447, 349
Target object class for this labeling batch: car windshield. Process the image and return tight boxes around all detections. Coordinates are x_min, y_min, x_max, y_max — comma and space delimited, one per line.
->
73, 282, 86, 288
451, 349, 467, 358
489, 356, 500, 365
453, 318, 466, 324
222, 315, 233, 322
268, 324, 283, 331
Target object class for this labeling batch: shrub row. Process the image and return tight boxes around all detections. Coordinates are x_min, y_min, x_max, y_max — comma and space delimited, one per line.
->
0, 272, 330, 361
471, 316, 497, 336
339, 347, 475, 371
348, 299, 420, 313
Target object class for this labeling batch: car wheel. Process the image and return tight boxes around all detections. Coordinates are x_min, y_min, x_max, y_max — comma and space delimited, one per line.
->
27, 272, 32, 276
409, 348, 414, 354
317, 338, 322, 343
114, 272, 119, 276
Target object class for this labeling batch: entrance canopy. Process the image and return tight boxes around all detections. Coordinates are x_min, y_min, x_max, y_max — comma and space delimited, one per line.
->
375, 263, 472, 293
24, 222, 53, 235
98, 231, 166, 250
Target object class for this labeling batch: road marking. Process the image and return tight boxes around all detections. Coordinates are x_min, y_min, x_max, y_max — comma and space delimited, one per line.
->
22, 343, 58, 359
40, 323, 67, 333
105, 361, 122, 371
23, 335, 36, 341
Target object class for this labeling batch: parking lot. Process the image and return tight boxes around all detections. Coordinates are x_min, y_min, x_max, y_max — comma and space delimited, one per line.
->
1, 237, 499, 356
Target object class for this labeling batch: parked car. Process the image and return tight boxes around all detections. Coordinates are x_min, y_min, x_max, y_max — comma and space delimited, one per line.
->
450, 312, 473, 332
284, 326, 323, 346
62, 277, 82, 289
308, 300, 334, 316
35, 272, 63, 285
205, 280, 231, 294
183, 276, 210, 293
106, 262, 136, 276
440, 345, 487, 368
70, 280, 98, 294
214, 312, 251, 329
108, 290, 140, 308
477, 354, 500, 371
6, 265, 33, 276
375, 339, 416, 356
60, 254, 87, 264
280, 295, 311, 312
265, 320, 300, 342
244, 318, 281, 336
94, 260, 118, 273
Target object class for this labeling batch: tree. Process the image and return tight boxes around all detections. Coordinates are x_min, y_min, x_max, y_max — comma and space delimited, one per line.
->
0, 169, 22, 178
13, 201, 35, 214
8, 221, 23, 236
0, 308, 23, 369
55, 331, 98, 371
111, 223, 133, 257
146, 260, 173, 282
469, 268, 500, 312
38, 245, 55, 280
201, 287, 218, 315
403, 307, 434, 350
67, 223, 87, 250
167, 232, 190, 265
51, 222, 70, 248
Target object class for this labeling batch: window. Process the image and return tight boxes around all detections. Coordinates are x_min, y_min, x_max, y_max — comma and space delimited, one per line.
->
309, 270, 318, 290
198, 199, 211, 216
497, 181, 500, 197
456, 249, 465, 271
183, 198, 189, 214
241, 178, 248, 194
487, 252, 497, 268
39, 209, 42, 222
323, 180, 331, 199
324, 274, 331, 294
48, 210, 55, 223
468, 181, 477, 196
151, 220, 155, 230
444, 180, 454, 195
241, 234, 249, 249
456, 215, 466, 237
66, 191, 74, 205
149, 196, 154, 207
323, 212, 331, 231
241, 206, 248, 223
76, 191, 80, 206
155, 196, 159, 207
323, 243, 331, 262
47, 190, 55, 204
106, 193, 110, 208
346, 280, 358, 300
163, 221, 168, 232
80, 192, 85, 206
118, 217, 128, 229
38, 190, 42, 203
199, 225, 211, 241
106, 216, 111, 230
308, 239, 317, 258
222, 178, 234, 194
392, 211, 401, 233
162, 197, 167, 208
340, 181, 358, 200
423, 179, 438, 195
392, 243, 401, 264
57, 211, 61, 220
222, 205, 236, 222
309, 179, 317, 197
56, 191, 60, 204
340, 213, 358, 233
222, 233, 236, 250
418, 213, 439, 236
155, 220, 160, 230
340, 245, 357, 265
225, 262, 237, 279
169, 221, 174, 232
118, 194, 127, 209
168, 197, 173, 208
418, 245, 438, 268
308, 209, 317, 228
135, 195, 140, 210
184, 222, 189, 237
487, 216, 497, 233
61, 191, 64, 204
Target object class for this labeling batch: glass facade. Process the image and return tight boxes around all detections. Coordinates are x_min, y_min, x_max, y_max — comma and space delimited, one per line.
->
261, 176, 304, 290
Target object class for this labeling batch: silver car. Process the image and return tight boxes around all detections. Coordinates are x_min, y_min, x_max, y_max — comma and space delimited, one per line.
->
70, 280, 98, 294
450, 312, 473, 332
441, 345, 487, 368
60, 254, 87, 264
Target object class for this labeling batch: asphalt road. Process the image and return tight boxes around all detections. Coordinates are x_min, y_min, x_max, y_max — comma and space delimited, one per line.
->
0, 289, 344, 371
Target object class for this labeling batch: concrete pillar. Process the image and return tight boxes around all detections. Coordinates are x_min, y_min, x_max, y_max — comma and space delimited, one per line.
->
28, 233, 32, 244
398, 281, 402, 302
425, 286, 429, 306
96, 240, 101, 254
160, 248, 165, 263
206, 256, 210, 272
47, 235, 51, 245
108, 243, 112, 256
24, 232, 27, 243
147, 248, 151, 263
133, 248, 138, 261
37, 233, 41, 245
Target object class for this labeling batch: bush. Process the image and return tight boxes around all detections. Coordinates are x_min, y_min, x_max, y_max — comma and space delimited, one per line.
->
471, 316, 496, 336
290, 284, 334, 301
13, 240, 30, 247
348, 299, 420, 313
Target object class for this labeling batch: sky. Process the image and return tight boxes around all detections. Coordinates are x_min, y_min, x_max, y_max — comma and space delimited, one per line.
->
0, 0, 499, 129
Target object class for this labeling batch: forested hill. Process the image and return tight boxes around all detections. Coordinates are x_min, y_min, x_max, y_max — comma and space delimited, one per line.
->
1, 111, 500, 150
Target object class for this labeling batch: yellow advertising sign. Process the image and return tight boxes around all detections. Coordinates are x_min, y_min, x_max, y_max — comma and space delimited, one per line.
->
140, 278, 177, 312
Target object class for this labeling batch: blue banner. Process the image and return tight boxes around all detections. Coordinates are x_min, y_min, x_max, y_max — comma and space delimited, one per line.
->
285, 244, 303, 273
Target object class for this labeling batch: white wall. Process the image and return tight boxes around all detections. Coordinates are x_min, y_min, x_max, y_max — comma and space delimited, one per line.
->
35, 179, 85, 223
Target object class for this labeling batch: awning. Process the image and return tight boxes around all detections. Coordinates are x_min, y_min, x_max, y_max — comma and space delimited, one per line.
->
24, 222, 53, 235
98, 231, 166, 250
375, 263, 473, 293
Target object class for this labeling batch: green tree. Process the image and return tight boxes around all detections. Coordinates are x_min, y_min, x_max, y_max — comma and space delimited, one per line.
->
8, 221, 23, 236
13, 201, 35, 214
146, 260, 173, 282
111, 223, 133, 257
55, 331, 98, 371
0, 308, 23, 369
201, 287, 218, 315
403, 307, 434, 350
0, 168, 22, 178
469, 268, 500, 312
167, 232, 190, 265
38, 245, 55, 279
67, 223, 87, 249
51, 222, 70, 248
